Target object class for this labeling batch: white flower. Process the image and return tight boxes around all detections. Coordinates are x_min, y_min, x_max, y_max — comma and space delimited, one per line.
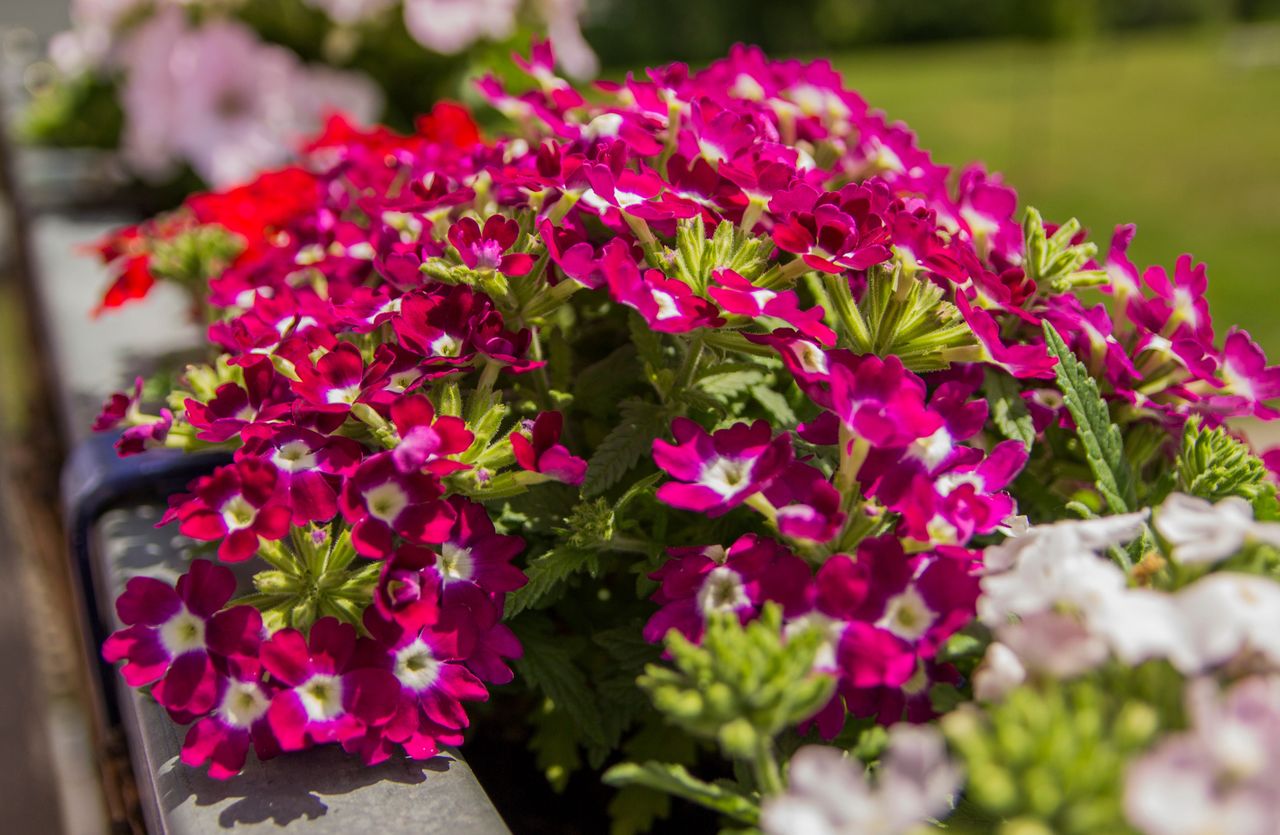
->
997, 611, 1110, 679
1155, 492, 1280, 565
304, 0, 396, 26
1125, 676, 1280, 835
537, 0, 600, 79
402, 0, 520, 55
972, 642, 1025, 702
761, 726, 959, 835
119, 13, 380, 186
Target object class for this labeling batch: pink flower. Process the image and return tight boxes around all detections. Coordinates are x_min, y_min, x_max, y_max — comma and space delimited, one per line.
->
827, 353, 942, 448
104, 560, 263, 715
93, 376, 143, 432
643, 535, 811, 643
653, 418, 793, 515
763, 462, 845, 543
1211, 330, 1280, 419
770, 183, 891, 274
448, 216, 534, 277
339, 452, 456, 557
262, 618, 400, 751
708, 269, 836, 345
186, 357, 292, 442
236, 425, 363, 525
291, 342, 387, 417
393, 286, 490, 369
389, 395, 474, 475
402, 0, 518, 55
163, 460, 291, 562
180, 665, 280, 779
601, 239, 723, 333
510, 412, 588, 486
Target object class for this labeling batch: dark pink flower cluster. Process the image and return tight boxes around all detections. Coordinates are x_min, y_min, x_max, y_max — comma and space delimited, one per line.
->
92, 38, 1280, 767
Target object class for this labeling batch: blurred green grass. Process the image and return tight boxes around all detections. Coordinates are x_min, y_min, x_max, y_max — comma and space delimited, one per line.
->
829, 27, 1280, 353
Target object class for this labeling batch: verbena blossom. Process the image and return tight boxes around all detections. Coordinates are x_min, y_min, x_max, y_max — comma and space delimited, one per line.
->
761, 725, 960, 835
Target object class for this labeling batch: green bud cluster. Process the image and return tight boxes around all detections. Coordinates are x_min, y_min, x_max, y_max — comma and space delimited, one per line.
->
243, 525, 380, 631
149, 225, 245, 293
1176, 417, 1278, 515
666, 216, 773, 293
1022, 208, 1107, 294
943, 677, 1161, 835
640, 604, 833, 768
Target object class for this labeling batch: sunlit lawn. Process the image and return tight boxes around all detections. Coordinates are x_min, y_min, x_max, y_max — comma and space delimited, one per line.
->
828, 27, 1280, 354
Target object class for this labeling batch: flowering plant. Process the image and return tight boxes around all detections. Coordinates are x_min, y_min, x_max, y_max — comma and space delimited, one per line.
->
23, 0, 595, 188
93, 41, 1280, 833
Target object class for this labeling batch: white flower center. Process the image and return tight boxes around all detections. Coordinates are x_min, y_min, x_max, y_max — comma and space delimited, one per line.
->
365, 482, 409, 523
697, 567, 750, 617
748, 289, 777, 309
272, 440, 318, 473
438, 542, 474, 583
160, 608, 206, 657
326, 384, 362, 405
298, 674, 345, 722
878, 586, 937, 641
394, 639, 441, 692
699, 456, 756, 499
907, 427, 953, 470
220, 680, 270, 728
220, 494, 257, 531
429, 334, 462, 358
794, 341, 828, 374
650, 289, 681, 320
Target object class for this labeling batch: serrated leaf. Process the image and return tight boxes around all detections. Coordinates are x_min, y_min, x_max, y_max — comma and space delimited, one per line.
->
575, 345, 644, 418
629, 313, 667, 370
516, 625, 609, 749
505, 547, 594, 617
583, 399, 667, 497
603, 762, 760, 825
985, 369, 1035, 447
698, 369, 768, 399
1043, 322, 1136, 513
607, 784, 672, 835
751, 385, 796, 426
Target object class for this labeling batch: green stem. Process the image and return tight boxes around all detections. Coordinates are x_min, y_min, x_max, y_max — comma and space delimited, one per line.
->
752, 739, 785, 797
674, 332, 706, 395
821, 272, 872, 352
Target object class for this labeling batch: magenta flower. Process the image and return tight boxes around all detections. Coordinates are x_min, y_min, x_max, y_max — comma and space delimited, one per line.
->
185, 357, 292, 442
180, 665, 280, 779
1210, 330, 1280, 419
763, 461, 845, 543
393, 286, 489, 369
93, 376, 143, 431
827, 353, 942, 448
814, 538, 980, 692
653, 418, 793, 515
389, 395, 473, 475
363, 606, 490, 733
339, 452, 456, 557
643, 535, 811, 644
439, 584, 522, 685
708, 269, 836, 345
539, 220, 608, 289
448, 216, 534, 277
103, 560, 263, 715
262, 618, 400, 751
954, 293, 1058, 380
290, 342, 387, 417
374, 544, 443, 628
163, 460, 291, 562
770, 183, 891, 274
601, 239, 722, 333
510, 412, 588, 486
237, 425, 362, 525
1138, 254, 1213, 343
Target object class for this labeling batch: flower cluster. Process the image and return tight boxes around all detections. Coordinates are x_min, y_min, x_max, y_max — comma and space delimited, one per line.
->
91, 40, 1280, 834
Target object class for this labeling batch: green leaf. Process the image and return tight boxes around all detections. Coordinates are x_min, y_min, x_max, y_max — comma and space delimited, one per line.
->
583, 399, 667, 497
528, 701, 582, 792
516, 623, 609, 749
750, 385, 797, 427
505, 547, 595, 617
698, 369, 768, 399
1043, 322, 1136, 513
603, 762, 760, 825
607, 785, 671, 835
629, 313, 668, 371
575, 346, 644, 418
985, 369, 1035, 447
